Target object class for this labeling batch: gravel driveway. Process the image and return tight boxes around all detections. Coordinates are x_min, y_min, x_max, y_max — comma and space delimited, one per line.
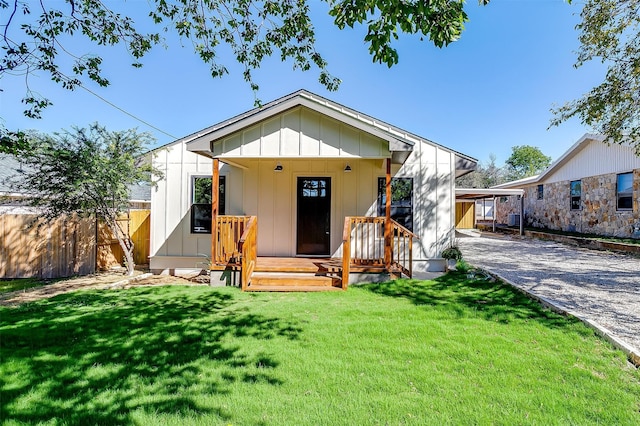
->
457, 231, 640, 353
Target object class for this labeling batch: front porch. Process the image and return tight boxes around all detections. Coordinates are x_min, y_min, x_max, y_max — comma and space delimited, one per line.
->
211, 214, 415, 291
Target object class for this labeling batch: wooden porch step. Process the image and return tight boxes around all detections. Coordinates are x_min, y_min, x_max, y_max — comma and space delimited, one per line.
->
254, 257, 338, 273
250, 272, 339, 287
245, 285, 343, 292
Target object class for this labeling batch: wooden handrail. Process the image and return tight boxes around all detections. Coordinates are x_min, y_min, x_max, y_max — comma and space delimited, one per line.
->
342, 216, 416, 281
389, 219, 418, 239
341, 217, 351, 289
238, 216, 257, 291
347, 216, 385, 266
389, 219, 417, 278
213, 216, 251, 265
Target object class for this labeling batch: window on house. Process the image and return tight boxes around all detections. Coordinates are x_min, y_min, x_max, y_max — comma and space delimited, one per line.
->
377, 177, 413, 231
475, 199, 494, 220
191, 175, 226, 234
570, 180, 581, 210
617, 173, 633, 210
537, 184, 544, 200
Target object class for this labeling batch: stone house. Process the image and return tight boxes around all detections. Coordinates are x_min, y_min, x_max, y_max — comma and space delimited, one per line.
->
494, 134, 640, 238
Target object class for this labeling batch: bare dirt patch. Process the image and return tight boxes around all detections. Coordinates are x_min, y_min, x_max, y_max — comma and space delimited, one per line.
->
0, 271, 208, 306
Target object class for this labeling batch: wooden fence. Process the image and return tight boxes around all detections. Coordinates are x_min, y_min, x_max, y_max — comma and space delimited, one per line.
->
0, 214, 96, 279
0, 209, 150, 279
96, 210, 150, 270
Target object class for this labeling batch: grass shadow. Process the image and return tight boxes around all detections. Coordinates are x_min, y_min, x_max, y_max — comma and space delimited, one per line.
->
1, 286, 301, 424
359, 271, 580, 329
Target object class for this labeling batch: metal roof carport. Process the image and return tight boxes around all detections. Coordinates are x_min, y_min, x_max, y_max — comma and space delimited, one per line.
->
455, 188, 525, 235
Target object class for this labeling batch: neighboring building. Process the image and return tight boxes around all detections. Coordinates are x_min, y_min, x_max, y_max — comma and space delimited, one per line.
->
149, 90, 477, 277
494, 134, 640, 238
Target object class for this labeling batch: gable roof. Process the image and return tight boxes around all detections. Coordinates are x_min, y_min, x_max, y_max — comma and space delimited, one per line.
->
157, 89, 476, 167
493, 134, 606, 189
534, 133, 605, 182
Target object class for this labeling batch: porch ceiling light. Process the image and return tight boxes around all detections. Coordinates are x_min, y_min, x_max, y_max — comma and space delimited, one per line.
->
274, 162, 283, 172
344, 163, 352, 172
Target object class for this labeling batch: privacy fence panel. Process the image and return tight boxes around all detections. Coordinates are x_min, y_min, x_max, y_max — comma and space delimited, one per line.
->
96, 210, 151, 270
0, 214, 96, 279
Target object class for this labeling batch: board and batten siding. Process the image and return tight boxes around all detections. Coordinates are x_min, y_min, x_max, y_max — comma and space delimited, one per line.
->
213, 107, 391, 159
150, 142, 243, 272
150, 108, 457, 274
544, 140, 640, 184
401, 141, 455, 266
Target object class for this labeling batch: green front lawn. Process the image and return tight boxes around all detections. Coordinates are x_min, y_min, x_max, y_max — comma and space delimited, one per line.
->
2, 273, 639, 425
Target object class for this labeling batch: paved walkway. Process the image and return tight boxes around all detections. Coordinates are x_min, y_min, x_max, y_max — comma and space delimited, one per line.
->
457, 231, 640, 353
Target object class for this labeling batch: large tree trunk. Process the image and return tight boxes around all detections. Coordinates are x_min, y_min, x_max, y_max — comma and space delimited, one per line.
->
119, 237, 136, 277
107, 215, 135, 276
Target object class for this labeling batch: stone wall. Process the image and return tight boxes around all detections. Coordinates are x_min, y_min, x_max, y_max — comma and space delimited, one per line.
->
496, 168, 640, 238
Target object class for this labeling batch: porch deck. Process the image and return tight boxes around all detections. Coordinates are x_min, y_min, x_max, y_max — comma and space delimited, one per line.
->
211, 215, 415, 292
254, 257, 389, 274
213, 257, 391, 291
252, 257, 397, 291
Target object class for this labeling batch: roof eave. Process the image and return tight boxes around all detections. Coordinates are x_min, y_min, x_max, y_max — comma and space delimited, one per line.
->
181, 90, 477, 165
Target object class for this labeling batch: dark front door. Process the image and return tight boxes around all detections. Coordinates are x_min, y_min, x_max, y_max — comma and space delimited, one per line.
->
297, 177, 331, 255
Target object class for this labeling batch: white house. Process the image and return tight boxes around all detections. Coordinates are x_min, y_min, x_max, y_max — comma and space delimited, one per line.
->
494, 134, 640, 238
149, 90, 476, 287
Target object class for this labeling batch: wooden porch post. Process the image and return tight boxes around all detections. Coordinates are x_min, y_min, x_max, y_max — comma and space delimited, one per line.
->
211, 158, 220, 267
384, 158, 392, 269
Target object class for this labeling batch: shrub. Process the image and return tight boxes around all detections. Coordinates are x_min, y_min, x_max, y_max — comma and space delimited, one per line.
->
441, 246, 462, 261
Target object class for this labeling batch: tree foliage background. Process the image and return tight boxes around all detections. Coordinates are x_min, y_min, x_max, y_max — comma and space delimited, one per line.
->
455, 153, 506, 189
2, 0, 639, 154
8, 124, 161, 276
504, 145, 552, 181
456, 145, 551, 188
0, 0, 488, 121
552, 0, 640, 154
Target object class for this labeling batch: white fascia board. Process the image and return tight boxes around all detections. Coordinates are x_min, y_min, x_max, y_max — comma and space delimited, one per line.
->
455, 188, 524, 200
296, 98, 412, 151
491, 133, 606, 189
492, 175, 540, 189
181, 89, 477, 163
0, 192, 27, 198
187, 100, 301, 153
186, 96, 412, 155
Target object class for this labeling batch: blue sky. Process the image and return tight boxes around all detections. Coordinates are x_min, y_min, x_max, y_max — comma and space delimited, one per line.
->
2, 0, 603, 165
